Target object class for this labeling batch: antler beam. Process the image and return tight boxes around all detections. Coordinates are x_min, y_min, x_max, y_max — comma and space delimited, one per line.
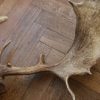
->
0, 40, 50, 76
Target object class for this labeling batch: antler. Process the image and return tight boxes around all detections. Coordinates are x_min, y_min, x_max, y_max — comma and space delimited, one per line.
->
54, 0, 100, 99
0, 16, 8, 23
0, 42, 49, 77
0, 0, 100, 100
49, 0, 100, 99
0, 41, 50, 93
0, 15, 8, 93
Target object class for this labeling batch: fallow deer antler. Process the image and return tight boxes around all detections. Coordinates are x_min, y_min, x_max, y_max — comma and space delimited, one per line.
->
0, 16, 8, 23
0, 41, 49, 76
0, 40, 51, 93
0, 0, 100, 100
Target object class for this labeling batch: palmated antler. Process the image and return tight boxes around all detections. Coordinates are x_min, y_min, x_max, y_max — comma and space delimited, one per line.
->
0, 0, 100, 100
51, 0, 100, 99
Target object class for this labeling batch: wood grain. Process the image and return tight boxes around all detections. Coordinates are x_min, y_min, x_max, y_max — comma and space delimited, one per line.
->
0, 0, 100, 100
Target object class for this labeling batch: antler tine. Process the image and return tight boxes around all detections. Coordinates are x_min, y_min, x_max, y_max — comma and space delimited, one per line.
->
68, 0, 83, 7
0, 40, 11, 57
0, 16, 8, 24
38, 54, 45, 64
65, 76, 75, 100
